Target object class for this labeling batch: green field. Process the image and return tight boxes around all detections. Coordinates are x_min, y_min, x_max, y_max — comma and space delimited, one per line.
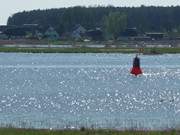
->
0, 128, 178, 135
0, 47, 137, 53
0, 47, 180, 53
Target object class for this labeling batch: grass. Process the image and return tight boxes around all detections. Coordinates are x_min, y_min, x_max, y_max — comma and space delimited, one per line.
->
0, 128, 178, 135
0, 47, 138, 53
142, 48, 180, 54
0, 47, 180, 53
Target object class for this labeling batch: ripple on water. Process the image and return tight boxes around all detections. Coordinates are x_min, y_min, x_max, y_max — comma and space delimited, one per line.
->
0, 54, 179, 129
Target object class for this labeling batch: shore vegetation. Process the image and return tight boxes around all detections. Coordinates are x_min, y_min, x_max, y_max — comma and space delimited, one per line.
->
0, 47, 180, 54
0, 128, 179, 135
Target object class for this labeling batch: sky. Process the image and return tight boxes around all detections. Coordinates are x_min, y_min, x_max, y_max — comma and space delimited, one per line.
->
1, 0, 180, 25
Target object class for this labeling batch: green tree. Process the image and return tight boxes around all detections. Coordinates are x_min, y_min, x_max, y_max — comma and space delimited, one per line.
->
104, 12, 127, 40
7, 6, 180, 37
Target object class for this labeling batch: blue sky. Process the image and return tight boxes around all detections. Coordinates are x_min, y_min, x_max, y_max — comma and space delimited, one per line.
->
1, 0, 180, 25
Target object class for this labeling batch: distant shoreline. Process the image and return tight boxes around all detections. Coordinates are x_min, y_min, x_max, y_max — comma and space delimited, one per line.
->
0, 128, 178, 135
0, 46, 180, 54
0, 47, 137, 53
0, 39, 180, 53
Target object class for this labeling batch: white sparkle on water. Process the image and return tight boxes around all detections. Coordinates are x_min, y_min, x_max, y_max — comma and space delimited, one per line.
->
0, 53, 179, 129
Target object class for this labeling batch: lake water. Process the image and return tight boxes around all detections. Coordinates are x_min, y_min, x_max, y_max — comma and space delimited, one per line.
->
0, 53, 179, 130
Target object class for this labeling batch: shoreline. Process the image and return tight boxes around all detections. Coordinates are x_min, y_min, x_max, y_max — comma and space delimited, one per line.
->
0, 47, 180, 54
1, 39, 180, 53
0, 128, 178, 135
0, 47, 138, 53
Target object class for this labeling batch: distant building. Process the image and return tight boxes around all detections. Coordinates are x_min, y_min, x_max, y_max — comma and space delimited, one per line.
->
44, 27, 59, 40
60, 32, 71, 40
86, 28, 103, 41
2, 24, 41, 39
0, 25, 15, 39
0, 25, 15, 32
134, 36, 151, 41
146, 32, 165, 40
23, 24, 40, 36
71, 24, 86, 40
122, 28, 138, 37
35, 31, 43, 40
4, 26, 27, 39
0, 32, 8, 40
0, 25, 7, 32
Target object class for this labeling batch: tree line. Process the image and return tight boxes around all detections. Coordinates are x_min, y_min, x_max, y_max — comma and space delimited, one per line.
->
7, 6, 180, 39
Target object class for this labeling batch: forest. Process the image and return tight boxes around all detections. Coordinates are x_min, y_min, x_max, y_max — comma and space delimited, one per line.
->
7, 6, 180, 38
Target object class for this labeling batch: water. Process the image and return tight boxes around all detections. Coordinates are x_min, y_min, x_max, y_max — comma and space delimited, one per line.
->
0, 53, 179, 130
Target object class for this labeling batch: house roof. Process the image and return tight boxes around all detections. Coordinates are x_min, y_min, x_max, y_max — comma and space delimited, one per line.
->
72, 24, 86, 34
45, 26, 59, 39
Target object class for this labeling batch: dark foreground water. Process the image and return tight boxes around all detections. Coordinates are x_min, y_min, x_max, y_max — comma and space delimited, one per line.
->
0, 53, 179, 130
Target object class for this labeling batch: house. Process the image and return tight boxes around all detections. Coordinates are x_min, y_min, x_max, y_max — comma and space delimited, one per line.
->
122, 28, 138, 37
0, 25, 15, 32
134, 36, 151, 41
146, 32, 165, 40
71, 24, 86, 40
0, 25, 16, 39
35, 31, 43, 40
44, 26, 59, 40
26, 30, 43, 40
86, 28, 103, 41
4, 26, 27, 39
0, 25, 7, 32
2, 24, 41, 39
0, 32, 8, 40
23, 24, 41, 36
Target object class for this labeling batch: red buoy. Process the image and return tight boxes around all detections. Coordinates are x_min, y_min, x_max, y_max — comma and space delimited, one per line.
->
130, 67, 142, 76
130, 55, 143, 76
